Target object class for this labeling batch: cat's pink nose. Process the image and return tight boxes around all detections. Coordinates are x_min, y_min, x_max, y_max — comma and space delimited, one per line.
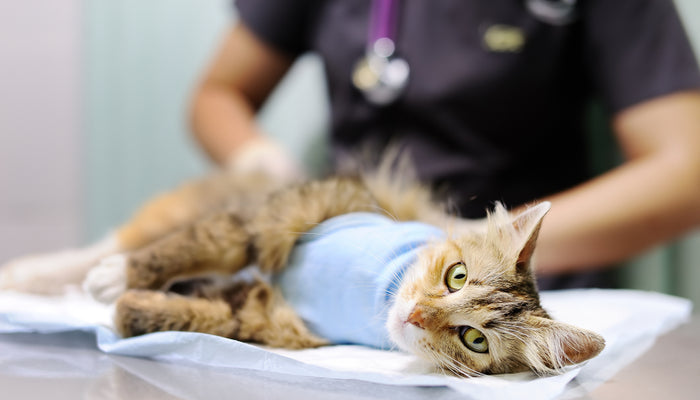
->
407, 308, 426, 329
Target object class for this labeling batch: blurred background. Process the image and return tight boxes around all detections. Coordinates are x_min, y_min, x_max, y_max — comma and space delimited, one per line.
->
0, 0, 698, 305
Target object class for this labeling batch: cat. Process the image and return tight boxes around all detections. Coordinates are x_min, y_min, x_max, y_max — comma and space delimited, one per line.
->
0, 157, 604, 377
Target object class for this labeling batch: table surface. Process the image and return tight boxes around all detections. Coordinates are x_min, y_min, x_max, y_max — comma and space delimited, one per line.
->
1, 316, 698, 399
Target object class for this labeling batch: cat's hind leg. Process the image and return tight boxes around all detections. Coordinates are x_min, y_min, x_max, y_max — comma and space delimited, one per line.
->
116, 280, 327, 349
115, 290, 238, 338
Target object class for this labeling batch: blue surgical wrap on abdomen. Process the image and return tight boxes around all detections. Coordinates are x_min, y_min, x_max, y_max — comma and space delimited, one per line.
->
275, 212, 445, 349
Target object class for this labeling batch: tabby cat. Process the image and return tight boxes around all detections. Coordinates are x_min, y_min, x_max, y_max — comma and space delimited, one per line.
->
0, 160, 604, 376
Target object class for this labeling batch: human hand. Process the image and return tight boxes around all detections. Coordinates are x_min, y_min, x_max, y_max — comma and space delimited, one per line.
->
225, 136, 306, 183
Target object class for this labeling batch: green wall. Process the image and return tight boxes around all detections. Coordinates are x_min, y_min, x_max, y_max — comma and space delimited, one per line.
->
84, 0, 223, 238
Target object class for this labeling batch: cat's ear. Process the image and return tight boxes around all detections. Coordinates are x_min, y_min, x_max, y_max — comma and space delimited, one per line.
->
511, 202, 551, 274
526, 316, 605, 372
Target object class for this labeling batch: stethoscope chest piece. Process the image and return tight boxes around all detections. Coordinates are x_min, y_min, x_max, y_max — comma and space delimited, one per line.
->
525, 0, 578, 25
352, 0, 409, 106
352, 37, 410, 106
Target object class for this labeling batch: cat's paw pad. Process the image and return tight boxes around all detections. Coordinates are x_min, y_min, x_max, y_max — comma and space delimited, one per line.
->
83, 254, 128, 303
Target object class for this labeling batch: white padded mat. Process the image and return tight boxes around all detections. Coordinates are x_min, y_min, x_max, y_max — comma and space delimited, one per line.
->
0, 288, 691, 399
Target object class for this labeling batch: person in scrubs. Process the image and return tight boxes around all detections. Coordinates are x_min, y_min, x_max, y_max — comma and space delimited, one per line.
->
189, 0, 700, 289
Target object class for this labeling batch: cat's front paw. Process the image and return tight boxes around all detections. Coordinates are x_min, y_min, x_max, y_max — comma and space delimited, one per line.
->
255, 233, 296, 273
83, 254, 129, 303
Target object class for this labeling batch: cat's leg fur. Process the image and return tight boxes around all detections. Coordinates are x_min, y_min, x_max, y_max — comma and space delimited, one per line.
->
253, 177, 378, 272
85, 211, 251, 303
115, 280, 326, 349
115, 290, 238, 338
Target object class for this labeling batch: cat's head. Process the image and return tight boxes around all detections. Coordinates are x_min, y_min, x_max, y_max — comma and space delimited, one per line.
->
387, 202, 605, 376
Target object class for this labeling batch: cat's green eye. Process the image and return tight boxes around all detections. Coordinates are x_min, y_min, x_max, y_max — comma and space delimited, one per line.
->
461, 327, 489, 353
445, 262, 467, 292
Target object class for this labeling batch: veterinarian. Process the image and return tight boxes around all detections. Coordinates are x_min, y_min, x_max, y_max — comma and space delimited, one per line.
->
189, 0, 700, 289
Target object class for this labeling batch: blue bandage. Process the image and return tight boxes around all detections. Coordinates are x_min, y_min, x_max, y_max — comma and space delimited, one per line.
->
276, 212, 445, 349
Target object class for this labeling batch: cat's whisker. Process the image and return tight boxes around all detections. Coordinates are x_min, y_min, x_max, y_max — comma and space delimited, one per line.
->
492, 322, 534, 349
385, 338, 401, 352
425, 346, 484, 378
367, 204, 400, 222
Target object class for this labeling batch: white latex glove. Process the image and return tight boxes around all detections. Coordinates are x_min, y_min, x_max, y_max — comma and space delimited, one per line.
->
225, 136, 306, 183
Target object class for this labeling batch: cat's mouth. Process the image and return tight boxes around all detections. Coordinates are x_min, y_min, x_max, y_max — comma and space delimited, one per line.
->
387, 302, 426, 352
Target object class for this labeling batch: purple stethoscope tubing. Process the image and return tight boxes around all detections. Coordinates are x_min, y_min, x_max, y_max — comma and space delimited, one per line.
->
370, 0, 398, 44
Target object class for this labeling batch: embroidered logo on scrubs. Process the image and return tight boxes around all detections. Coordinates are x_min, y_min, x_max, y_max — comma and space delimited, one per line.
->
482, 24, 526, 53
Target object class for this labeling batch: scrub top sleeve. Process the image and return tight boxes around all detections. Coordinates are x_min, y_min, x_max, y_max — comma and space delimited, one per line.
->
234, 0, 315, 57
581, 0, 700, 114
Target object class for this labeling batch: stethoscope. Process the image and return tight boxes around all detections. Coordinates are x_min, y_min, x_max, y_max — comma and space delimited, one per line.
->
351, 0, 578, 106
351, 0, 410, 106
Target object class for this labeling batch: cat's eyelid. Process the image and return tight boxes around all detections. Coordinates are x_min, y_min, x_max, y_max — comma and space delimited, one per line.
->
442, 260, 466, 278
440, 260, 463, 272
449, 318, 484, 328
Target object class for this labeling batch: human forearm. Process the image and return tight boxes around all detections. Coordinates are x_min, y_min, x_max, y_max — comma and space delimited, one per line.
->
190, 83, 306, 181
534, 152, 700, 275
190, 83, 262, 166
188, 23, 295, 167
534, 92, 700, 275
